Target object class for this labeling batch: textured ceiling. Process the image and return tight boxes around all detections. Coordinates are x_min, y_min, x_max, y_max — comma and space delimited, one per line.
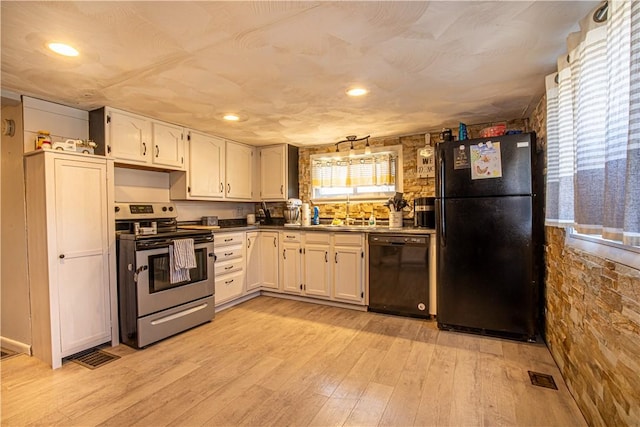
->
1, 1, 597, 146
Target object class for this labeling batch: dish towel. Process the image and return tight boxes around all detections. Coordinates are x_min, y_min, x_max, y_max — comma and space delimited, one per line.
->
170, 238, 197, 284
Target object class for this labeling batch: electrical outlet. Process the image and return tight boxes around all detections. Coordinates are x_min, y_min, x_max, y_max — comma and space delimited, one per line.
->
236, 207, 243, 217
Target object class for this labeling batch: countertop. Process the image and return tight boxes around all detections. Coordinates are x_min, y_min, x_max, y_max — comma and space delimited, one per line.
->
190, 224, 436, 235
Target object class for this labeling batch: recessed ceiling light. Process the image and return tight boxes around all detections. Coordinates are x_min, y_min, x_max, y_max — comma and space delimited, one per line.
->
346, 87, 368, 97
223, 114, 240, 121
48, 42, 79, 57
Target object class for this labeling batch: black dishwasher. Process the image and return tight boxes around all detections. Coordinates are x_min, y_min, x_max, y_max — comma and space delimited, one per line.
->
368, 234, 430, 318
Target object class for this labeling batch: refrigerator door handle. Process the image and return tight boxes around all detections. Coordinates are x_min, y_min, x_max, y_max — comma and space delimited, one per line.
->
438, 145, 445, 200
439, 199, 446, 247
437, 147, 446, 247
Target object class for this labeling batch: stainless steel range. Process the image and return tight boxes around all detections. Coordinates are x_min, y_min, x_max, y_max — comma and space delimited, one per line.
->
115, 202, 215, 348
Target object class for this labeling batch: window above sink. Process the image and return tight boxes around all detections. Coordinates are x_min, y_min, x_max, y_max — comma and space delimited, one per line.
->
310, 145, 403, 203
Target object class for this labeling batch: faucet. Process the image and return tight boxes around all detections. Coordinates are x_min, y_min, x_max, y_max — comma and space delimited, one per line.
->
345, 194, 356, 225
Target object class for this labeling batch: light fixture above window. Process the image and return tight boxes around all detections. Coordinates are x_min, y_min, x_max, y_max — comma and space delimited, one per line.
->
223, 114, 240, 121
48, 42, 79, 57
346, 87, 368, 97
335, 135, 370, 153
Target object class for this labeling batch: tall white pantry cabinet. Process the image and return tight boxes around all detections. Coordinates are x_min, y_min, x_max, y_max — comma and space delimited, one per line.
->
24, 150, 118, 369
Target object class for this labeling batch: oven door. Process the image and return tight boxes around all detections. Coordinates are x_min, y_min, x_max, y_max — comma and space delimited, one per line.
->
135, 241, 215, 316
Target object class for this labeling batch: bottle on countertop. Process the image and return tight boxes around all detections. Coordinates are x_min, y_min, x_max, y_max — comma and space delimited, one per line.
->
368, 213, 376, 226
312, 206, 320, 225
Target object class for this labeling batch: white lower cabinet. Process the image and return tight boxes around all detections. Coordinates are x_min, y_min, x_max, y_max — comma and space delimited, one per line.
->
280, 232, 303, 294
214, 232, 245, 305
259, 232, 279, 290
246, 232, 262, 292
278, 231, 365, 305
24, 151, 117, 369
303, 233, 331, 298
333, 234, 365, 303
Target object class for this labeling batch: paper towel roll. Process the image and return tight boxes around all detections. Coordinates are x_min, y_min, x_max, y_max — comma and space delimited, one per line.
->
301, 205, 311, 226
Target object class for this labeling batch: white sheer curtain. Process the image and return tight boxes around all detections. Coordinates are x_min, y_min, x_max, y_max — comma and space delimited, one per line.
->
311, 151, 397, 198
546, 1, 640, 247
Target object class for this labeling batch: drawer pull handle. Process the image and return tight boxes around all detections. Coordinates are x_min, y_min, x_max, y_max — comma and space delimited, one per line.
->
224, 252, 233, 256
225, 279, 234, 285
224, 266, 233, 270
225, 238, 233, 242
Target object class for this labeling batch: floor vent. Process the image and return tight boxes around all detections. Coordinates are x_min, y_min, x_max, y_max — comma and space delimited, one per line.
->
528, 371, 558, 390
70, 349, 120, 369
1, 348, 18, 360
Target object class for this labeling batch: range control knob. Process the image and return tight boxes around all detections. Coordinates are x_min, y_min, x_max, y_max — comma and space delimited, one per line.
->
115, 206, 120, 213
169, 206, 174, 212
162, 206, 167, 212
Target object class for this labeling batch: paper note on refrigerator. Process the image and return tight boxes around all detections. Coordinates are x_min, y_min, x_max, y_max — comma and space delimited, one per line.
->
470, 142, 502, 180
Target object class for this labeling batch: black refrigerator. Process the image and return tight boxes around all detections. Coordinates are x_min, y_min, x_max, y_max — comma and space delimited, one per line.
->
435, 132, 543, 341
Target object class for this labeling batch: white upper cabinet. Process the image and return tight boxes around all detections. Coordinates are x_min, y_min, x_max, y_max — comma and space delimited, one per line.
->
259, 144, 299, 201
103, 108, 151, 164
225, 140, 253, 200
171, 131, 225, 200
151, 121, 185, 169
89, 107, 184, 171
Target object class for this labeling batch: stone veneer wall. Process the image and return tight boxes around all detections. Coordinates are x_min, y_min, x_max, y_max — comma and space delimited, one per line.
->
297, 119, 527, 222
530, 95, 640, 426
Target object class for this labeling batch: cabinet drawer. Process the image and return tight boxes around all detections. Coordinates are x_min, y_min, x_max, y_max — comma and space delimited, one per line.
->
304, 232, 331, 245
281, 231, 301, 243
216, 232, 244, 247
334, 233, 363, 246
215, 258, 243, 277
215, 270, 244, 304
215, 245, 243, 261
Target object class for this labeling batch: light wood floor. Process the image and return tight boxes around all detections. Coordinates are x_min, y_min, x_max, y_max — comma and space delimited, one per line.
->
2, 296, 586, 426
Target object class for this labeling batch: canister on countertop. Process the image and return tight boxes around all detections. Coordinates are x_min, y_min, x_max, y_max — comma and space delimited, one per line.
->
202, 216, 218, 226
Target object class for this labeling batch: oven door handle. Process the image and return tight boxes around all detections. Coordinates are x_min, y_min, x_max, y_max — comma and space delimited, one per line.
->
133, 265, 148, 283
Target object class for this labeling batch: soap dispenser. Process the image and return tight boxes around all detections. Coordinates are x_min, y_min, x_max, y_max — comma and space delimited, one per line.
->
368, 213, 376, 226
312, 206, 320, 225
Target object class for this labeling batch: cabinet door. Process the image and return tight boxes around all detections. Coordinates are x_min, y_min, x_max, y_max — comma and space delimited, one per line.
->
107, 109, 151, 163
281, 240, 302, 294
260, 232, 279, 290
189, 131, 225, 199
54, 159, 111, 355
226, 141, 253, 200
333, 246, 364, 303
246, 232, 261, 291
304, 244, 331, 298
152, 121, 185, 169
260, 145, 286, 200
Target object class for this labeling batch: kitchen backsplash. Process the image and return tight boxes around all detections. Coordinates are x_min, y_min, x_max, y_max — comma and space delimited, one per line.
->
298, 118, 529, 221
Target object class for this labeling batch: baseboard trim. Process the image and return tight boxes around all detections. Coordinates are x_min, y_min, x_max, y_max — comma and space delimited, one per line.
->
1, 336, 31, 355
214, 291, 261, 313
260, 291, 368, 312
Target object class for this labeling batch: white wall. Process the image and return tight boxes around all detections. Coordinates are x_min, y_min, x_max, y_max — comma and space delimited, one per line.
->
1, 99, 32, 353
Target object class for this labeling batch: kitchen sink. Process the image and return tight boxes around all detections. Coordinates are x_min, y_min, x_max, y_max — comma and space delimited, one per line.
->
307, 224, 382, 231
